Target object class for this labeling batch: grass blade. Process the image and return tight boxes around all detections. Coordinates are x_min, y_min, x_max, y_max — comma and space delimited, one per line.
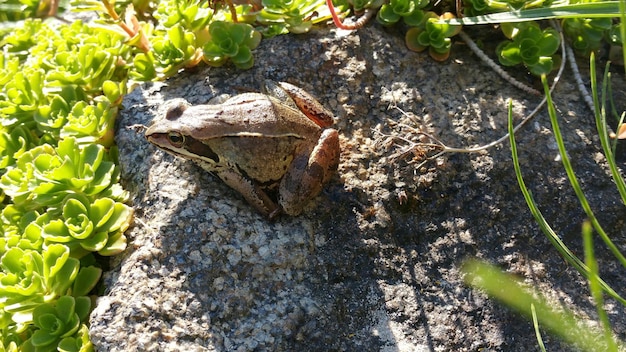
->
443, 2, 621, 25
507, 99, 626, 305
583, 221, 618, 351
463, 260, 622, 350
540, 74, 626, 270
531, 303, 547, 352
591, 54, 626, 205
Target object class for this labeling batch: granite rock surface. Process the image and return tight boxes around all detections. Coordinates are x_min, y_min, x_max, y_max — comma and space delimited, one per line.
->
89, 23, 626, 351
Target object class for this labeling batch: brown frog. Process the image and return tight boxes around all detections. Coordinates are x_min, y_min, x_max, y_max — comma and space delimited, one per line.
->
145, 81, 340, 219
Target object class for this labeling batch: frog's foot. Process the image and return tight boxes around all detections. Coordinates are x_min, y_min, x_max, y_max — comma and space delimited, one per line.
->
216, 169, 280, 219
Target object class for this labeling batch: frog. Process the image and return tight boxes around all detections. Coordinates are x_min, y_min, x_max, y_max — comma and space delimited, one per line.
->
145, 81, 340, 219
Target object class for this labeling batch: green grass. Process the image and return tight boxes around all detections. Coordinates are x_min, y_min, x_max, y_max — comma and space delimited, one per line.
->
463, 37, 626, 352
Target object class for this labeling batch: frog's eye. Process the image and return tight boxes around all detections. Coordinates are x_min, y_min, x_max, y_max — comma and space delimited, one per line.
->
167, 132, 185, 147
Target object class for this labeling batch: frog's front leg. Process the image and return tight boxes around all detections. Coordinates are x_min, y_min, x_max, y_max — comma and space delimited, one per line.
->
279, 128, 340, 216
215, 168, 281, 219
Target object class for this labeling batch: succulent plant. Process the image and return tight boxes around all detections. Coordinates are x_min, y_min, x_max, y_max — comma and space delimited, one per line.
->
60, 98, 118, 148
202, 21, 261, 69
376, 0, 430, 26
0, 243, 100, 323
496, 22, 561, 76
148, 24, 204, 77
21, 296, 92, 352
562, 17, 612, 57
37, 193, 131, 256
0, 125, 41, 170
0, 137, 129, 210
56, 324, 93, 352
405, 12, 462, 61
155, 0, 215, 32
258, 0, 332, 35
0, 206, 43, 256
0, 8, 137, 351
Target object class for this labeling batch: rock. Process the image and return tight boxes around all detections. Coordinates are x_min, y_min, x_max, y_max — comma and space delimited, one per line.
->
90, 23, 626, 351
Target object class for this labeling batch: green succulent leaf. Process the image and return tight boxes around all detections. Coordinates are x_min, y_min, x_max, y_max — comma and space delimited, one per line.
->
0, 124, 40, 169
377, 4, 403, 25
102, 81, 122, 104
79, 231, 109, 253
71, 266, 102, 297
231, 46, 253, 66
406, 27, 428, 52
228, 23, 249, 44
497, 41, 522, 66
537, 28, 560, 55
97, 230, 128, 256
132, 53, 157, 81
519, 38, 541, 65
31, 326, 60, 347
403, 8, 427, 27
43, 243, 71, 279
528, 56, 555, 76
57, 324, 93, 352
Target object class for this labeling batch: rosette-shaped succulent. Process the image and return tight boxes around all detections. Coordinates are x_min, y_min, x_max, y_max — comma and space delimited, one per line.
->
0, 206, 44, 256
496, 22, 560, 76
38, 193, 131, 256
258, 0, 330, 35
149, 25, 205, 77
405, 12, 461, 61
562, 17, 612, 57
376, 0, 430, 26
0, 244, 100, 323
0, 248, 49, 316
0, 125, 40, 170
21, 296, 91, 352
0, 137, 128, 211
203, 21, 261, 69
60, 98, 117, 148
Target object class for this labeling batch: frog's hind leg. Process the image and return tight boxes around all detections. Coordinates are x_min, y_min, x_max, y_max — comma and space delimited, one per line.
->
279, 129, 339, 216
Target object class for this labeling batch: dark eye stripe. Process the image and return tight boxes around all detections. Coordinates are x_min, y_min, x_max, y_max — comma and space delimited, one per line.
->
185, 137, 220, 163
